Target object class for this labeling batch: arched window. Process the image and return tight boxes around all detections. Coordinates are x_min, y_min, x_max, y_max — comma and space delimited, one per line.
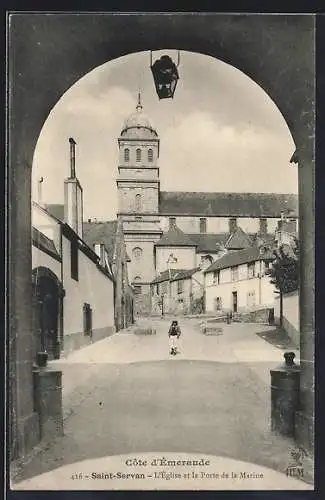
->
132, 247, 143, 260
133, 275, 142, 282
135, 193, 142, 211
136, 148, 141, 162
124, 148, 130, 162
148, 149, 153, 162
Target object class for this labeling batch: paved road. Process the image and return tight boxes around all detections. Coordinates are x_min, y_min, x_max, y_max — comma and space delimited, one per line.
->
12, 318, 311, 490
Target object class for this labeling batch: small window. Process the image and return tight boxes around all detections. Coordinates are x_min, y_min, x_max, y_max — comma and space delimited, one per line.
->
132, 248, 143, 260
248, 262, 255, 279
134, 285, 142, 295
200, 218, 207, 233
177, 280, 184, 294
213, 270, 220, 284
231, 266, 239, 282
135, 193, 142, 211
135, 216, 142, 221
136, 148, 141, 162
83, 303, 92, 336
148, 149, 153, 162
124, 148, 130, 162
71, 239, 79, 281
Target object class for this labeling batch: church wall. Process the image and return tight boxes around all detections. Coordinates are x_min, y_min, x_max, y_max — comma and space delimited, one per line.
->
158, 215, 289, 235
156, 246, 196, 274
125, 238, 156, 283
118, 167, 159, 180
118, 186, 159, 213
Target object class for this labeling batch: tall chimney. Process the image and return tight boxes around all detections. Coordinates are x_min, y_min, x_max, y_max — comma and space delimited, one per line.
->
37, 177, 44, 206
69, 137, 76, 178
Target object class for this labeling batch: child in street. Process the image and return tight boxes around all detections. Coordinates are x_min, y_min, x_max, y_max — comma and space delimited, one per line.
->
168, 320, 181, 355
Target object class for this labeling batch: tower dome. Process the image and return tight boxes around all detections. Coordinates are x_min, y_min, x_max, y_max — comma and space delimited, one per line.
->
120, 94, 158, 140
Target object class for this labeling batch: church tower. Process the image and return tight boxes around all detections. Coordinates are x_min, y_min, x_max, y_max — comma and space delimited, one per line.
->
116, 95, 162, 308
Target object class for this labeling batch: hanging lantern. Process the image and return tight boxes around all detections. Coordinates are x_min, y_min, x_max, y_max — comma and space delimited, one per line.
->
150, 51, 180, 99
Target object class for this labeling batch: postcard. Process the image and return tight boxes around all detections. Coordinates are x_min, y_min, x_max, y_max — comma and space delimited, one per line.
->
7, 11, 315, 492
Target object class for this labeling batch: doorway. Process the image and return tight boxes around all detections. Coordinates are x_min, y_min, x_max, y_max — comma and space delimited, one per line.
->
32, 267, 63, 360
232, 291, 238, 313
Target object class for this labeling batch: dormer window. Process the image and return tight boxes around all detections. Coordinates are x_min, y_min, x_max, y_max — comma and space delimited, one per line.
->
124, 148, 130, 162
136, 148, 141, 162
148, 149, 153, 162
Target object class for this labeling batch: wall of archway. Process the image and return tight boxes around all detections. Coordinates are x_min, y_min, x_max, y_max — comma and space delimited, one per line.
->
8, 13, 315, 458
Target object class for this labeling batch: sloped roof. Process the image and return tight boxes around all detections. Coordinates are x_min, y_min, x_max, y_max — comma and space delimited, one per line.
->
159, 192, 298, 217
171, 268, 201, 282
82, 221, 118, 263
204, 246, 274, 274
151, 269, 189, 284
186, 233, 227, 253
225, 227, 253, 250
32, 227, 60, 259
45, 204, 65, 221
155, 224, 196, 247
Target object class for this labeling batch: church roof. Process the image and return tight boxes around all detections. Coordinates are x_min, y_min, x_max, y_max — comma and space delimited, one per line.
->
204, 246, 274, 274
151, 269, 188, 284
155, 224, 196, 247
83, 220, 118, 263
159, 192, 298, 217
224, 227, 253, 250
188, 233, 227, 253
120, 96, 158, 140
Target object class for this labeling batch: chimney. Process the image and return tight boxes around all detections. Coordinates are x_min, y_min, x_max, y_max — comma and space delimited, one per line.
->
229, 217, 237, 233
259, 218, 268, 235
69, 137, 76, 178
64, 137, 83, 238
37, 177, 44, 206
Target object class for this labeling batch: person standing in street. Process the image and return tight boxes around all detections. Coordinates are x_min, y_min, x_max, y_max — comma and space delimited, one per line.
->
168, 320, 181, 355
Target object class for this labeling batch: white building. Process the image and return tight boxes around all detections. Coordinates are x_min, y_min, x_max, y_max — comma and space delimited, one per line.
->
204, 246, 275, 314
32, 139, 115, 359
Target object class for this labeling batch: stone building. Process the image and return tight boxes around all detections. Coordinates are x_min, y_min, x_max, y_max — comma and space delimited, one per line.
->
114, 97, 298, 315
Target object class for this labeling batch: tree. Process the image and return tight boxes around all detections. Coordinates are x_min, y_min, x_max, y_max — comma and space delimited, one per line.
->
269, 238, 299, 325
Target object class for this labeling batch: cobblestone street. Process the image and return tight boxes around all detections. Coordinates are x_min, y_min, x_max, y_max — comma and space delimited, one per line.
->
12, 318, 312, 490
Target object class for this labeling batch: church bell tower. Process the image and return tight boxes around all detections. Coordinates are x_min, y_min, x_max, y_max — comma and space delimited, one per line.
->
116, 94, 162, 291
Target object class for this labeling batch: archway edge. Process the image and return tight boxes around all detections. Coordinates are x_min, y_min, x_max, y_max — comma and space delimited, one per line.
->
9, 13, 314, 165
32, 266, 64, 295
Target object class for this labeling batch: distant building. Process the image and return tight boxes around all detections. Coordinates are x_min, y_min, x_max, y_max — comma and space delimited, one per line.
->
204, 246, 275, 314
83, 218, 134, 331
113, 97, 298, 315
151, 267, 205, 316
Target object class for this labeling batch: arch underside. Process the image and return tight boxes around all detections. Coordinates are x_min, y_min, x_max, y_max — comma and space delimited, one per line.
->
10, 13, 314, 166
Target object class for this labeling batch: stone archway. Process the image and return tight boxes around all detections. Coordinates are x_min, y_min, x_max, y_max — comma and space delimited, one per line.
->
8, 13, 314, 458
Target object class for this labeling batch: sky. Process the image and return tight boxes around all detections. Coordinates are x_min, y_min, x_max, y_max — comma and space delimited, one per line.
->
32, 50, 298, 221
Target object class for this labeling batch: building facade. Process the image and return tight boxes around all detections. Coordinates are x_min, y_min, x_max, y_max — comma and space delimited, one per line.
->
114, 98, 298, 315
204, 246, 275, 314
32, 201, 115, 359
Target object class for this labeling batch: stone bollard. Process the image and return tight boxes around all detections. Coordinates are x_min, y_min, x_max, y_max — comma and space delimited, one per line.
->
33, 367, 64, 441
270, 352, 300, 437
